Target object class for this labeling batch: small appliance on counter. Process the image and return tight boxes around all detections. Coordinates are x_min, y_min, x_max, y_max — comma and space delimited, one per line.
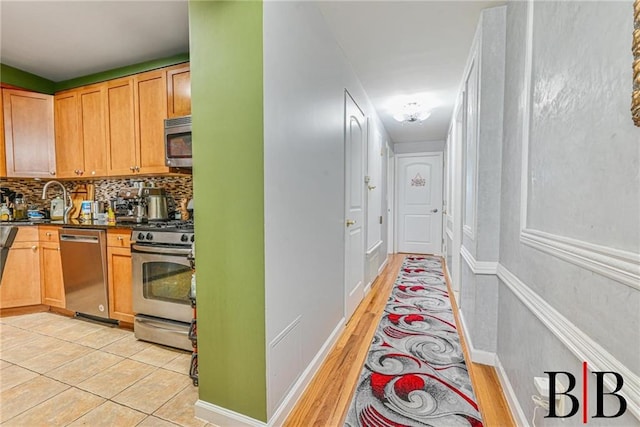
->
114, 187, 147, 223
142, 187, 169, 221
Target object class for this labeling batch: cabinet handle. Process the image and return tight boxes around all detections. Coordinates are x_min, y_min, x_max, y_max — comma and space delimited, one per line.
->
31, 245, 37, 252
117, 236, 124, 241
135, 166, 140, 172
57, 247, 60, 251
46, 232, 52, 236
50, 171, 55, 176
91, 171, 96, 175
74, 169, 78, 175
79, 170, 84, 175
129, 166, 135, 171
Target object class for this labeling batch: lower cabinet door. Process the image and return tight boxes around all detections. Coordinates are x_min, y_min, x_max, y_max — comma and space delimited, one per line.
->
0, 242, 41, 308
107, 245, 134, 323
40, 242, 65, 308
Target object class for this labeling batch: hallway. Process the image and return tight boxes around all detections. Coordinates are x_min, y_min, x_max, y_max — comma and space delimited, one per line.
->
284, 254, 514, 426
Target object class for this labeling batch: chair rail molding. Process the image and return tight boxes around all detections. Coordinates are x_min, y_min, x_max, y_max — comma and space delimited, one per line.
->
460, 245, 498, 275
497, 263, 640, 421
520, 229, 640, 291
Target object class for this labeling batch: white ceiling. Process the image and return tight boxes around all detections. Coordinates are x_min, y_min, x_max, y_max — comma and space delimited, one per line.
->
318, 1, 503, 143
0, 1, 189, 82
0, 0, 501, 143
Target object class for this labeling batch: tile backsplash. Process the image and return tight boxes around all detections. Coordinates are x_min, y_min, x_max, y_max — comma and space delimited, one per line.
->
1, 176, 193, 209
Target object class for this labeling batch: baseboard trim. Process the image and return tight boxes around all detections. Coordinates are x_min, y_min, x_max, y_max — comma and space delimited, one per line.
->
495, 356, 530, 427
460, 245, 498, 275
378, 256, 389, 276
268, 317, 346, 426
497, 263, 640, 421
196, 319, 346, 427
458, 311, 496, 366
194, 400, 266, 427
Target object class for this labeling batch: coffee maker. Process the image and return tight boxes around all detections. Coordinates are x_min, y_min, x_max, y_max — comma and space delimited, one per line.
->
115, 187, 147, 223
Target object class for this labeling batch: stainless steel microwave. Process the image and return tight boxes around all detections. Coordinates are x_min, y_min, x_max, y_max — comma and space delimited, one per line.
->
164, 115, 192, 167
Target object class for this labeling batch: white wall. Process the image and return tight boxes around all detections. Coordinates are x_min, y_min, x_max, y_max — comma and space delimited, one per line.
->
394, 140, 444, 154
458, 6, 506, 359
263, 1, 390, 420
496, 1, 639, 425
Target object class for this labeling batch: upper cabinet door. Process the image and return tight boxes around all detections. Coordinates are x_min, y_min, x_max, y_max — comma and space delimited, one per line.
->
0, 89, 6, 177
79, 85, 108, 177
134, 69, 169, 174
166, 64, 191, 118
54, 90, 83, 178
106, 77, 137, 175
3, 89, 56, 178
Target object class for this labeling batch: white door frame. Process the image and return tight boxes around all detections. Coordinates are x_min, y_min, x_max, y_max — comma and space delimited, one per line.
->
394, 151, 444, 255
448, 99, 465, 292
386, 142, 395, 254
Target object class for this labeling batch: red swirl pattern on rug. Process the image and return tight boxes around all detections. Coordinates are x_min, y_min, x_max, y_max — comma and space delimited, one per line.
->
345, 256, 483, 427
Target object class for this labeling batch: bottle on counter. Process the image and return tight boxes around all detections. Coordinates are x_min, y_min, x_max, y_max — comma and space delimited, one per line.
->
0, 201, 11, 221
107, 207, 116, 225
13, 194, 27, 220
50, 197, 64, 220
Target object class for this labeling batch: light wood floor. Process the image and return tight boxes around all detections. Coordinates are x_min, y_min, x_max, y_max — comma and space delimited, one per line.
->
284, 253, 514, 427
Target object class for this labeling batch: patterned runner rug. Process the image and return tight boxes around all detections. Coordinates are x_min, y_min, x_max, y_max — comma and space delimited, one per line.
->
345, 255, 483, 427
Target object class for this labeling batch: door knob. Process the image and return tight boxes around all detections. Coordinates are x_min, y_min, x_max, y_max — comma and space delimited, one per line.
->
368, 185, 376, 191
346, 219, 356, 227
431, 208, 439, 213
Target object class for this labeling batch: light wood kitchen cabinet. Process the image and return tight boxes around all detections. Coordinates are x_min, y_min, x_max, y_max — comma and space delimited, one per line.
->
2, 89, 56, 178
55, 86, 109, 178
134, 69, 169, 174
107, 229, 134, 323
39, 226, 65, 308
0, 227, 41, 308
0, 89, 6, 177
54, 91, 83, 178
166, 63, 191, 118
106, 77, 138, 176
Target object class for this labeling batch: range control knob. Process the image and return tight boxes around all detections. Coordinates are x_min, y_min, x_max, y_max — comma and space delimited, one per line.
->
146, 233, 153, 241
181, 234, 189, 242
137, 233, 145, 240
190, 235, 195, 242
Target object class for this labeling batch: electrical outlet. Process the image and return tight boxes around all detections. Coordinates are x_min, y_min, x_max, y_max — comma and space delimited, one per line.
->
534, 377, 565, 415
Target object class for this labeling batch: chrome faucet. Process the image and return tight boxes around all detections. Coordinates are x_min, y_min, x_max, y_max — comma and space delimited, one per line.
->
42, 180, 71, 223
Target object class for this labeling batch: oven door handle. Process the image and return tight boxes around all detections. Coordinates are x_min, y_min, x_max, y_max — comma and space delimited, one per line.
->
131, 244, 192, 256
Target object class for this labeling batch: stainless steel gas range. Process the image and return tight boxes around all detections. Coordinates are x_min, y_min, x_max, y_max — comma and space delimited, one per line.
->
131, 220, 194, 351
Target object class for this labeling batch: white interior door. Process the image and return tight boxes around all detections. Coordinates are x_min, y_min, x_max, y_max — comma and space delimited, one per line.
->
396, 153, 443, 254
386, 142, 395, 254
344, 91, 366, 320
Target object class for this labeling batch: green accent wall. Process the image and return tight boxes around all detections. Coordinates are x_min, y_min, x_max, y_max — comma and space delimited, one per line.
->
54, 53, 190, 91
189, 0, 266, 422
0, 64, 55, 94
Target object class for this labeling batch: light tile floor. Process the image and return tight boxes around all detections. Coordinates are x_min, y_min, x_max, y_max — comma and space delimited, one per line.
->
0, 312, 210, 427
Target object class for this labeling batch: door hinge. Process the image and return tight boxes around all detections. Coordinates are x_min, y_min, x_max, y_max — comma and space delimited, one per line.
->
379, 216, 383, 224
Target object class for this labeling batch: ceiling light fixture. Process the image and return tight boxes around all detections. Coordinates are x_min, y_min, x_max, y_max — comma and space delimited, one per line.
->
392, 102, 431, 124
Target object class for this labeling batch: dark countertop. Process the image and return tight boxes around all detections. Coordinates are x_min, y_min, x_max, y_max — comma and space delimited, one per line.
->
0, 219, 138, 229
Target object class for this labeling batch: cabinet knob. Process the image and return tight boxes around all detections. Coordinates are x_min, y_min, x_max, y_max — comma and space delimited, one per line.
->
79, 170, 84, 175
31, 245, 37, 252
46, 232, 52, 236
91, 171, 96, 175
74, 169, 78, 175
50, 171, 55, 176
117, 236, 124, 241
57, 247, 60, 251
135, 166, 140, 172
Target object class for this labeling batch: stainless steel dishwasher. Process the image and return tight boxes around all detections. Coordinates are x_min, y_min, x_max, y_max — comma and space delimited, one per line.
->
59, 228, 112, 321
